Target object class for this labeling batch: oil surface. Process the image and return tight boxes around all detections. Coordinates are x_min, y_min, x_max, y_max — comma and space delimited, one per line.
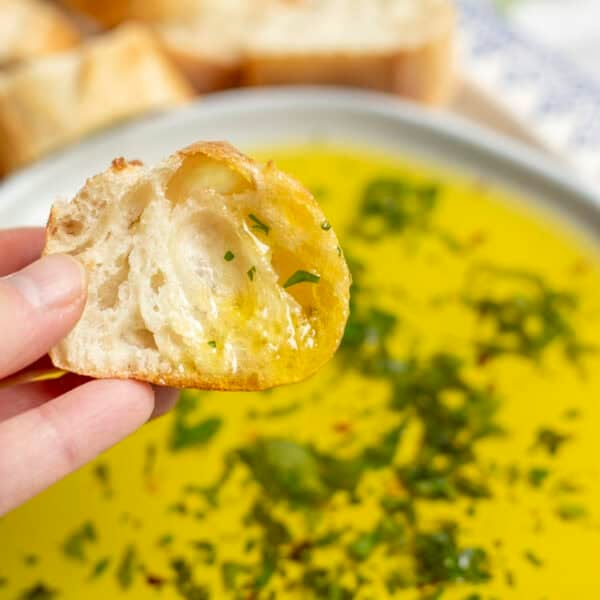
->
2, 145, 600, 599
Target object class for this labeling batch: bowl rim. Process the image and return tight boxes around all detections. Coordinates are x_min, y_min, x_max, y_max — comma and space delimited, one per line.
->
0, 86, 598, 226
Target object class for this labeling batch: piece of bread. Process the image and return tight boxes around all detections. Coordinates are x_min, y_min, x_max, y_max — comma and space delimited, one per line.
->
58, 0, 203, 27
0, 0, 81, 68
0, 24, 193, 176
243, 0, 456, 104
59, 0, 456, 103
44, 142, 351, 391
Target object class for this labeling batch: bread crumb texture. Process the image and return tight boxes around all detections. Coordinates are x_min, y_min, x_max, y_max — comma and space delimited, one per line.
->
44, 142, 351, 390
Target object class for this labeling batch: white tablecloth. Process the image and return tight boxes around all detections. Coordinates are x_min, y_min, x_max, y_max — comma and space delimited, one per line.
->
458, 0, 600, 183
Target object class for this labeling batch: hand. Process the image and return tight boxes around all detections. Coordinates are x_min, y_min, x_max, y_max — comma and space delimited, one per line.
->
0, 228, 178, 516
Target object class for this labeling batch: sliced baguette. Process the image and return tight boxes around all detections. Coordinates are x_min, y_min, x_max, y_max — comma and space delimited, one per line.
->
0, 0, 81, 68
0, 24, 193, 176
59, 0, 456, 102
243, 0, 456, 104
44, 142, 351, 391
58, 0, 203, 27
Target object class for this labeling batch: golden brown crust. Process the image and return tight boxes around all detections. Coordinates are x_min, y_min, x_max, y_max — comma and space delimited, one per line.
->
0, 24, 193, 176
162, 43, 242, 93
59, 0, 201, 27
243, 20, 456, 105
45, 141, 351, 391
0, 0, 81, 68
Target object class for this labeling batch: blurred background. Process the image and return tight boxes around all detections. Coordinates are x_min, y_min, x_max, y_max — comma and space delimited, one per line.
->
0, 0, 598, 182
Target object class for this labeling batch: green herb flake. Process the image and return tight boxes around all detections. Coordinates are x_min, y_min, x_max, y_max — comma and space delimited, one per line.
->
224, 251, 235, 262
93, 462, 112, 498
321, 220, 332, 231
170, 417, 222, 451
247, 266, 256, 281
143, 443, 157, 480
249, 214, 270, 235
208, 340, 217, 349
171, 558, 210, 600
557, 503, 588, 521
414, 525, 491, 585
222, 562, 251, 591
18, 582, 58, 600
524, 550, 543, 567
24, 554, 39, 567
89, 557, 110, 580
157, 534, 174, 548
116, 545, 138, 589
535, 428, 571, 456
168, 502, 188, 514
62, 521, 97, 561
283, 270, 320, 288
190, 540, 216, 565
528, 467, 550, 488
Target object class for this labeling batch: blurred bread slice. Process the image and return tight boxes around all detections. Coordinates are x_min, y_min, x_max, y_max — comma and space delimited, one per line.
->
58, 0, 456, 102
157, 0, 268, 92
59, 0, 202, 27
0, 24, 193, 176
0, 0, 80, 68
243, 0, 456, 104
44, 142, 351, 390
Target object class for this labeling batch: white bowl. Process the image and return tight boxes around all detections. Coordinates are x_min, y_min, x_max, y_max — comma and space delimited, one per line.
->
1, 87, 599, 234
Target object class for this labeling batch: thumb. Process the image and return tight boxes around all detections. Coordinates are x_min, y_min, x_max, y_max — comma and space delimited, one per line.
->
0, 254, 86, 379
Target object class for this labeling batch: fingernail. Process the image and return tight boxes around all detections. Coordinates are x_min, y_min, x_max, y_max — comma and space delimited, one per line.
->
6, 254, 86, 310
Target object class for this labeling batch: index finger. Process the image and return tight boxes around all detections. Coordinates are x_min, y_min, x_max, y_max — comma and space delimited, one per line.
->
0, 379, 155, 516
0, 228, 46, 276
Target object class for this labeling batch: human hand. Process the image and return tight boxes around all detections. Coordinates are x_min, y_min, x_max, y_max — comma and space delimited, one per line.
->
0, 228, 178, 516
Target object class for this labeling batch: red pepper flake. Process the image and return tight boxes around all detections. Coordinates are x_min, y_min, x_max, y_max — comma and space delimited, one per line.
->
333, 422, 352, 434
146, 574, 166, 588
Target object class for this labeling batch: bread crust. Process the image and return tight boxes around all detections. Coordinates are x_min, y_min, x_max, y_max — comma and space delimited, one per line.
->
59, 0, 201, 27
45, 142, 351, 391
243, 7, 456, 105
0, 24, 193, 176
0, 0, 81, 68
162, 43, 242, 92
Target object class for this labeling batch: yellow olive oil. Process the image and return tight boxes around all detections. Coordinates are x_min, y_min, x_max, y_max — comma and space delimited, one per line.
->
2, 145, 600, 599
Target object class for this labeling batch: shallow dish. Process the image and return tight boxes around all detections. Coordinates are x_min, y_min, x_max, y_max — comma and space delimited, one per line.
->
3, 89, 600, 599
0, 87, 598, 230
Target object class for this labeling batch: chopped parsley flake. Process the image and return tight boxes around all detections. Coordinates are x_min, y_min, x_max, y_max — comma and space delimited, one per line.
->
62, 522, 97, 561
321, 219, 332, 231
208, 340, 217, 348
18, 582, 57, 600
89, 558, 110, 580
535, 428, 571, 455
249, 214, 270, 235
247, 266, 256, 281
283, 270, 320, 288
528, 467, 550, 488
524, 550, 543, 567
224, 251, 235, 261
116, 545, 138, 589
557, 503, 587, 521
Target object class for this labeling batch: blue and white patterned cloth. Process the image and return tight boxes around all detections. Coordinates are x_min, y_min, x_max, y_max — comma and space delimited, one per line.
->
458, 0, 600, 183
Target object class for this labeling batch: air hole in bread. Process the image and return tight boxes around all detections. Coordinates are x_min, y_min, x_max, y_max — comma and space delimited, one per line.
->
166, 155, 253, 202
62, 218, 84, 236
150, 271, 166, 292
97, 253, 130, 310
124, 327, 158, 351
121, 183, 152, 229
